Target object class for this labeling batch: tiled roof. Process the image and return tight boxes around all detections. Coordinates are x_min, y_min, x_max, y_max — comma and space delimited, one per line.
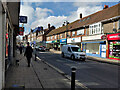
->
47, 3, 120, 36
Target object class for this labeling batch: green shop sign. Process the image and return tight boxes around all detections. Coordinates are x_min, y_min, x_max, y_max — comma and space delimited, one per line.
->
52, 40, 60, 43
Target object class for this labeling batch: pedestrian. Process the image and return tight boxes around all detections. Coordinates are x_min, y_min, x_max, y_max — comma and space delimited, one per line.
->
19, 44, 23, 54
24, 42, 33, 67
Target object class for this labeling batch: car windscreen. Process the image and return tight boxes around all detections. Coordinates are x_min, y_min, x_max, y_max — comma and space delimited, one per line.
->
71, 47, 81, 52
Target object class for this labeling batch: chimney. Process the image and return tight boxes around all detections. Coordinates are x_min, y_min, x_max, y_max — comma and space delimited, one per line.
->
80, 13, 82, 19
103, 5, 109, 9
48, 24, 50, 30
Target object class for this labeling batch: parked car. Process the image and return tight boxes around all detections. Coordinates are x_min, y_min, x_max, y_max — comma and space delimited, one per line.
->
35, 46, 39, 51
38, 46, 46, 51
61, 45, 86, 61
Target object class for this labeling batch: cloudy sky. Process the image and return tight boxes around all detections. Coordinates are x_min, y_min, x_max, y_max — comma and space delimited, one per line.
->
19, 1, 119, 36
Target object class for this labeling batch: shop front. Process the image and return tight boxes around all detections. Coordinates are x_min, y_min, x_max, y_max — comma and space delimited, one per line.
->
46, 41, 53, 49
52, 40, 60, 50
60, 39, 67, 50
107, 33, 120, 60
82, 34, 106, 58
67, 37, 81, 47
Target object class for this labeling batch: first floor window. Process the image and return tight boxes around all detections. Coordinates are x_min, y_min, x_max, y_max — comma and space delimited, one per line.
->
72, 31, 75, 36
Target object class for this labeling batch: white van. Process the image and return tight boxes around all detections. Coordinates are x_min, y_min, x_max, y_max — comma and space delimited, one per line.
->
61, 45, 86, 61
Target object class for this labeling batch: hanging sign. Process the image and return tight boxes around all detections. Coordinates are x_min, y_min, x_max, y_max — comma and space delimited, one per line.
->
19, 27, 24, 35
19, 16, 27, 23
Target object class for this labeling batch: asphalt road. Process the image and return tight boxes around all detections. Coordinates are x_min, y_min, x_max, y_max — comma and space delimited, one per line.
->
36, 51, 119, 89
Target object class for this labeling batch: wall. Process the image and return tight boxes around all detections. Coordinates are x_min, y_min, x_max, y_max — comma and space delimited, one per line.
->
103, 21, 118, 34
0, 2, 5, 89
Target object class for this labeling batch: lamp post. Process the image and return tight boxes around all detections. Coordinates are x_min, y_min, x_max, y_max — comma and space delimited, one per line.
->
64, 21, 69, 45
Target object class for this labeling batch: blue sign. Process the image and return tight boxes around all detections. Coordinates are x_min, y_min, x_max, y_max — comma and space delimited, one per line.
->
60, 39, 66, 43
19, 16, 27, 23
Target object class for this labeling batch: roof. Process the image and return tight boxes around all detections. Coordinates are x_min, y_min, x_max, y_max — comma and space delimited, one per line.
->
47, 3, 120, 36
33, 27, 43, 33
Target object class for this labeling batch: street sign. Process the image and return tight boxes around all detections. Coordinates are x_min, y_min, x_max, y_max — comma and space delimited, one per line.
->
19, 16, 27, 23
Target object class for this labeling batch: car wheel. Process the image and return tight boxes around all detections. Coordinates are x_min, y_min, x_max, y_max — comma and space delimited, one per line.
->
61, 52, 64, 58
71, 55, 75, 60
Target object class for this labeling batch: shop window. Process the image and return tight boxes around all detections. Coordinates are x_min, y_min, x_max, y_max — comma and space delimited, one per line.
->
109, 41, 120, 59
86, 43, 100, 54
72, 31, 75, 36
77, 29, 84, 35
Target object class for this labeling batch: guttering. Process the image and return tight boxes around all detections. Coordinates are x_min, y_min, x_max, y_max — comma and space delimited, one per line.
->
101, 16, 120, 23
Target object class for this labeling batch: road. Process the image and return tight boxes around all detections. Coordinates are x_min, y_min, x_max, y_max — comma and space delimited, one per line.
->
36, 51, 119, 89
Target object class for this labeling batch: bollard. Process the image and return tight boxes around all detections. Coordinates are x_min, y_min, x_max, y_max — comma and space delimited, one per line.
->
71, 66, 76, 90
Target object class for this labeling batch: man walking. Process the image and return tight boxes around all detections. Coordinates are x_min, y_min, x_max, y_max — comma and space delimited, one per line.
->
19, 44, 23, 54
24, 42, 33, 67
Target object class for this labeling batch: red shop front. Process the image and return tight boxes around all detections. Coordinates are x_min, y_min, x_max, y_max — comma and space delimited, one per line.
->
107, 33, 120, 60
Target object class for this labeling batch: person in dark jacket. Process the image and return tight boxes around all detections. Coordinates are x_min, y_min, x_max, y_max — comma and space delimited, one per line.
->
24, 42, 33, 67
19, 44, 23, 54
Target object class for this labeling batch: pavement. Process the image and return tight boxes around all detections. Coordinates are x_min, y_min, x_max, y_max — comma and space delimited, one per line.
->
5, 50, 72, 89
49, 49, 120, 65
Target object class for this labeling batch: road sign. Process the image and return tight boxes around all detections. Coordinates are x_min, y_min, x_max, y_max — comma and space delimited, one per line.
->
19, 16, 27, 23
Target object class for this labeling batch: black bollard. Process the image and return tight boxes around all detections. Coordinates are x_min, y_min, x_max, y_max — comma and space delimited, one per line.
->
71, 67, 76, 90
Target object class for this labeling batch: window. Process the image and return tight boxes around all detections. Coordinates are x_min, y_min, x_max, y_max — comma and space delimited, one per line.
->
77, 29, 84, 35
72, 31, 75, 36
68, 47, 71, 52
51, 36, 52, 40
48, 37, 49, 40
54, 35, 56, 39
71, 47, 81, 52
62, 33, 65, 38
118, 19, 120, 29
89, 22, 102, 35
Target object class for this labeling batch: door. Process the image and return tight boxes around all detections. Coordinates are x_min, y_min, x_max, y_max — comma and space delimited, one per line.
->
100, 44, 106, 58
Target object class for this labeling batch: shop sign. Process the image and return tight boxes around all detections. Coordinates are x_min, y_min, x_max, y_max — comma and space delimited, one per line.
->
52, 40, 59, 43
107, 33, 120, 40
82, 34, 104, 41
60, 39, 66, 43
101, 35, 107, 40
46, 41, 52, 43
67, 37, 81, 43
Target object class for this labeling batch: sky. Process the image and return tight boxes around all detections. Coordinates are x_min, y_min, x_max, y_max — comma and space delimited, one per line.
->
19, 1, 119, 36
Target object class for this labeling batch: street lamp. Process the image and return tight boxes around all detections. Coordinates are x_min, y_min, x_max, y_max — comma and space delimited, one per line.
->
64, 21, 69, 45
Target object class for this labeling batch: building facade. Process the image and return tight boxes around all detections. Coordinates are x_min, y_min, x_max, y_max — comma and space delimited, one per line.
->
46, 3, 120, 61
0, 1, 20, 89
